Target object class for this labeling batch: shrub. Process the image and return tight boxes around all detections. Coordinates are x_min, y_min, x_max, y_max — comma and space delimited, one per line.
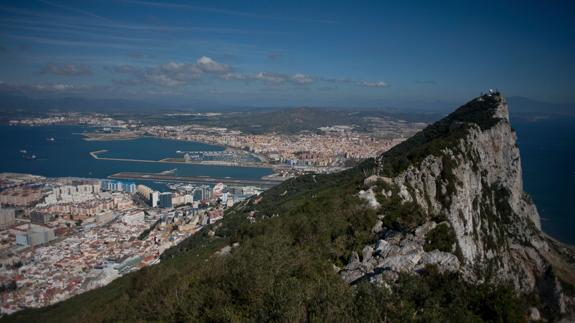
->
424, 223, 457, 252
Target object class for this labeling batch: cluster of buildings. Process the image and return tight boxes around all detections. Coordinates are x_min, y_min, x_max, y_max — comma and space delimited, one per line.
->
136, 181, 251, 210
10, 111, 425, 174
33, 181, 134, 221
10, 108, 427, 171
0, 173, 265, 315
142, 124, 411, 168
1, 208, 197, 311
0, 188, 44, 207
8, 112, 134, 128
100, 180, 136, 193
136, 185, 175, 208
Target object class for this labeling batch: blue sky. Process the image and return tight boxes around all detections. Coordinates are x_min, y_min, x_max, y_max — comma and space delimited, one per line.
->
0, 0, 574, 108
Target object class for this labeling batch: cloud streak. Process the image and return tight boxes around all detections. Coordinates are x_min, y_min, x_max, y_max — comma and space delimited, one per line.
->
359, 81, 389, 88
119, 0, 339, 24
0, 80, 88, 93
42, 63, 92, 76
107, 56, 389, 90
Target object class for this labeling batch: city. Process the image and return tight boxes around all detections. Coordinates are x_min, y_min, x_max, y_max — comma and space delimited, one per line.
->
10, 110, 425, 174
0, 109, 423, 314
0, 172, 262, 314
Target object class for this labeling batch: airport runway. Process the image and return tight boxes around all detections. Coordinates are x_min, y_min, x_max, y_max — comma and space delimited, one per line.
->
108, 172, 285, 187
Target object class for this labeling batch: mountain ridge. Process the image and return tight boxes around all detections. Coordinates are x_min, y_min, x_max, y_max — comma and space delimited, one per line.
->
3, 93, 574, 322
344, 92, 574, 319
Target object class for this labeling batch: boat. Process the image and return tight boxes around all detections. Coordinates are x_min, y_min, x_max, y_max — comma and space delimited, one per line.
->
19, 149, 27, 154
46, 137, 55, 142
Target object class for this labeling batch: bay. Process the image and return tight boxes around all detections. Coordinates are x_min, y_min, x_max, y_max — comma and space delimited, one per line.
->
0, 125, 273, 181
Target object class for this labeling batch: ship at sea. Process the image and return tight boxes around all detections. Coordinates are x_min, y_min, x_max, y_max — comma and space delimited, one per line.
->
22, 153, 36, 160
20, 149, 36, 160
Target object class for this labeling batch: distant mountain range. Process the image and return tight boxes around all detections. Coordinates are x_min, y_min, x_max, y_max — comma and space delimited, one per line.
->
0, 94, 167, 113
0, 94, 573, 116
507, 96, 575, 116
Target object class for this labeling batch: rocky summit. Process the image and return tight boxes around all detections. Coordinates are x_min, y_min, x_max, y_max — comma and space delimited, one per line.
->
3, 94, 575, 322
346, 93, 575, 319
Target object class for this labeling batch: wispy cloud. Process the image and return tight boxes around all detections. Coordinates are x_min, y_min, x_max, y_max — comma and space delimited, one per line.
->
108, 56, 233, 87
0, 5, 284, 56
36, 0, 110, 21
107, 56, 389, 91
291, 73, 314, 84
322, 77, 389, 88
0, 22, 165, 48
195, 56, 232, 74
119, 0, 339, 24
4, 34, 164, 50
42, 63, 92, 76
359, 81, 389, 88
0, 80, 89, 93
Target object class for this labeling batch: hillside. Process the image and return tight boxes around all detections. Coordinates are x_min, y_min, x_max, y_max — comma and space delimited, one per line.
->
3, 93, 575, 322
142, 107, 414, 134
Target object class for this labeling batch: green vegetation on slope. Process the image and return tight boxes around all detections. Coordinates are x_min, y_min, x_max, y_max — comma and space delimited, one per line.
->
424, 223, 457, 253
377, 94, 503, 177
135, 107, 434, 135
4, 163, 527, 323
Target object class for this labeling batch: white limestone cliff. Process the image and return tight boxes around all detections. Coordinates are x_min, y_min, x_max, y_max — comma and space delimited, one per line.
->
341, 94, 575, 320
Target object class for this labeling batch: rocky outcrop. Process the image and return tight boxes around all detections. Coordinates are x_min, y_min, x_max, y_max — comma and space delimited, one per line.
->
358, 188, 380, 209
384, 94, 547, 292
340, 220, 461, 284
341, 93, 575, 320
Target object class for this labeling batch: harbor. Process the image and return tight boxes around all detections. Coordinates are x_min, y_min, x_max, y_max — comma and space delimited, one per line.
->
1, 125, 275, 185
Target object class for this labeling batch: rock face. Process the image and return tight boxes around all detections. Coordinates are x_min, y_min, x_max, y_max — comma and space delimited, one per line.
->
341, 93, 575, 319
341, 220, 461, 285
389, 95, 547, 292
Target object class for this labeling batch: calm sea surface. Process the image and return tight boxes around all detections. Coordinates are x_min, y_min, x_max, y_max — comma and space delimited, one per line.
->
512, 115, 575, 245
0, 121, 573, 244
0, 125, 273, 181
